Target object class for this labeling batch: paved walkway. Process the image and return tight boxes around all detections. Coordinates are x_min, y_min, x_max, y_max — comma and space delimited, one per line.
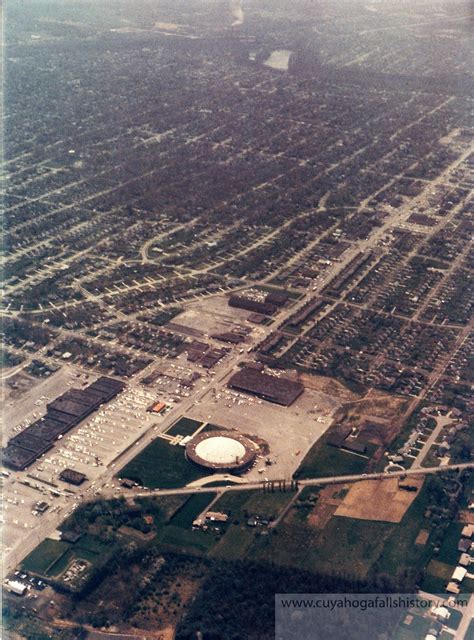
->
187, 473, 247, 487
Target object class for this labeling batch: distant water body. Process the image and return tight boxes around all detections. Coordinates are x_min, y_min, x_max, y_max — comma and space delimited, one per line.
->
263, 50, 292, 71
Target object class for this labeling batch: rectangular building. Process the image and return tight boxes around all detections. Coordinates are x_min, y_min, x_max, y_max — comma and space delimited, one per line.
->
228, 368, 304, 406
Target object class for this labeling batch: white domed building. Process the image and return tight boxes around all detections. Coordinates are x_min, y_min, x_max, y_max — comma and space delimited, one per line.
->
185, 430, 258, 474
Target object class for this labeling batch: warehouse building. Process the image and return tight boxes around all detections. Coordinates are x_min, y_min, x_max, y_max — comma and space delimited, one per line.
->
228, 295, 277, 316
228, 368, 304, 406
59, 468, 87, 486
2, 377, 125, 471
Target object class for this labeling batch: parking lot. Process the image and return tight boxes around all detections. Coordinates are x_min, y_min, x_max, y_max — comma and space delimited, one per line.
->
187, 382, 339, 482
3, 366, 91, 445
2, 378, 165, 573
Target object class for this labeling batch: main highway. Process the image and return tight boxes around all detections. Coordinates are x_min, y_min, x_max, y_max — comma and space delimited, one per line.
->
108, 461, 474, 500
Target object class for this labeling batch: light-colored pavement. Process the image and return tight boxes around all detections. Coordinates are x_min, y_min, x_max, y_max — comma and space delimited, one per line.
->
455, 594, 473, 640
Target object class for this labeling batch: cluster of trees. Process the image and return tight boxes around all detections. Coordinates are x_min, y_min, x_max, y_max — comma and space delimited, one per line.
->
176, 560, 404, 640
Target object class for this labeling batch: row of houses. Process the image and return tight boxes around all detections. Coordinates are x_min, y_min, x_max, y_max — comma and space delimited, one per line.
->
445, 524, 474, 594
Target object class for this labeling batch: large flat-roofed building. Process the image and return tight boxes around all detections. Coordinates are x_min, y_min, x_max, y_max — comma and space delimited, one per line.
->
31, 417, 73, 442
59, 468, 87, 486
47, 398, 93, 419
228, 295, 277, 316
228, 368, 304, 406
2, 376, 125, 471
2, 443, 53, 470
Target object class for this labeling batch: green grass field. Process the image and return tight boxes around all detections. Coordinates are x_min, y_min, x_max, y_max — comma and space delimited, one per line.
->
465, 618, 474, 640
213, 490, 292, 521
135, 494, 188, 523
157, 525, 217, 553
211, 491, 251, 515
22, 534, 113, 582
51, 535, 114, 578
211, 525, 258, 560
394, 613, 431, 640
169, 492, 216, 528
166, 417, 203, 437
420, 446, 441, 468
208, 491, 294, 559
375, 481, 434, 580
118, 437, 207, 488
437, 522, 464, 565
242, 480, 436, 585
293, 440, 370, 479
21, 539, 70, 575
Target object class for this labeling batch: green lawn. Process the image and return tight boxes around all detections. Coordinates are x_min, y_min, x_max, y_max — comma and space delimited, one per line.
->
169, 492, 216, 528
465, 618, 474, 640
422, 558, 452, 593
240, 481, 436, 585
210, 491, 294, 560
21, 534, 113, 582
157, 525, 217, 553
294, 440, 370, 479
376, 480, 434, 580
437, 522, 464, 565
420, 446, 441, 468
445, 607, 462, 631
47, 534, 114, 578
135, 494, 188, 522
211, 491, 251, 516
166, 417, 203, 437
252, 513, 392, 578
211, 525, 257, 560
421, 571, 449, 594
21, 539, 70, 575
118, 437, 207, 488
394, 613, 431, 640
212, 490, 292, 522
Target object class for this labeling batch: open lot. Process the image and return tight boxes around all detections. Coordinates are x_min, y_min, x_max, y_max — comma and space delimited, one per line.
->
169, 295, 257, 337
334, 477, 424, 523
210, 491, 295, 560
293, 438, 372, 479
248, 478, 435, 585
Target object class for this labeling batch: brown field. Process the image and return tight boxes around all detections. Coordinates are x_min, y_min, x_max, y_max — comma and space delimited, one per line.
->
340, 393, 410, 422
334, 477, 424, 523
415, 529, 430, 545
330, 393, 411, 459
308, 484, 348, 529
299, 373, 359, 401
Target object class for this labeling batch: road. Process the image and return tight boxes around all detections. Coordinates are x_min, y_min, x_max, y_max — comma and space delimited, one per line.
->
455, 594, 474, 640
102, 461, 474, 500
412, 413, 457, 469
